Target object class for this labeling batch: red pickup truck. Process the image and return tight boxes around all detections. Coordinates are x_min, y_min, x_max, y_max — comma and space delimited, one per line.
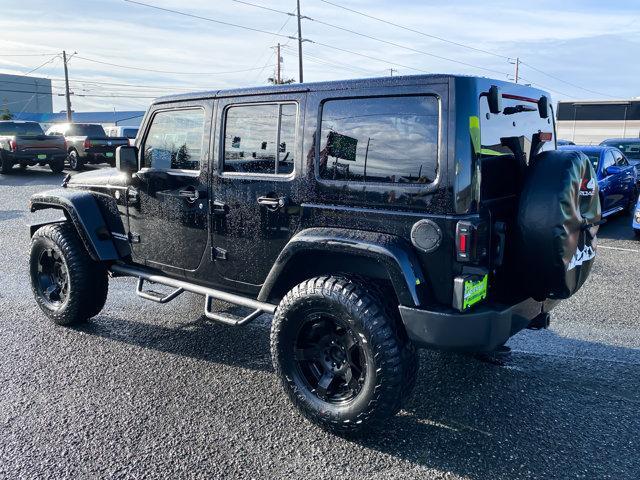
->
0, 121, 67, 174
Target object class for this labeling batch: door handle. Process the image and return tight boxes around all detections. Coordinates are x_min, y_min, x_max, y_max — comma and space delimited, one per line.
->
179, 188, 200, 202
257, 195, 286, 210
211, 200, 228, 215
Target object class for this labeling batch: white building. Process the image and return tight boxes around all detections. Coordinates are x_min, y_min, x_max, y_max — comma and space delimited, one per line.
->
0, 73, 53, 115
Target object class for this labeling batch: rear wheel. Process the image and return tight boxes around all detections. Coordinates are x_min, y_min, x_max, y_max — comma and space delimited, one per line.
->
67, 150, 82, 171
30, 223, 108, 326
271, 276, 415, 434
49, 157, 65, 174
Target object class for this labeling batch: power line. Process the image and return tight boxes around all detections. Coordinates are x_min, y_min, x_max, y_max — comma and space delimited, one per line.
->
23, 54, 60, 76
0, 53, 58, 57
315, 0, 510, 60
230, 0, 294, 17
519, 61, 617, 99
74, 54, 272, 75
123, 0, 297, 40
305, 16, 510, 77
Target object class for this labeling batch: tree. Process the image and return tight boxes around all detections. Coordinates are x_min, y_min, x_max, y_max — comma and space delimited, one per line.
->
267, 77, 295, 85
0, 108, 12, 120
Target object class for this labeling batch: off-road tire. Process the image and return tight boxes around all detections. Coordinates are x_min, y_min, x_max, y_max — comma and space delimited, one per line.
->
271, 276, 410, 434
30, 223, 108, 326
0, 153, 12, 174
49, 157, 65, 174
67, 149, 83, 171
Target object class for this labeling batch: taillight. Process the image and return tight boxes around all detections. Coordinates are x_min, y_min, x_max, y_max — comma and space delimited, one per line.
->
84, 139, 91, 149
455, 220, 488, 263
8, 139, 17, 151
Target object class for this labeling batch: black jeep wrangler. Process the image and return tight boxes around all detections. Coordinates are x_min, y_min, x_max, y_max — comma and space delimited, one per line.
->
28, 75, 600, 433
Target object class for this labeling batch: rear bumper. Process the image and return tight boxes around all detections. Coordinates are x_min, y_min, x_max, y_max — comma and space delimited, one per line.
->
84, 150, 116, 164
8, 151, 66, 164
399, 298, 560, 352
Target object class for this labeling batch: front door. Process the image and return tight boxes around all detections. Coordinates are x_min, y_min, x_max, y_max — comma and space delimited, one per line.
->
210, 94, 304, 287
127, 104, 212, 273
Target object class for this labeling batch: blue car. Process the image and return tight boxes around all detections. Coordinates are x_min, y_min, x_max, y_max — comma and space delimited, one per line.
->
559, 145, 638, 217
600, 138, 640, 180
633, 196, 640, 237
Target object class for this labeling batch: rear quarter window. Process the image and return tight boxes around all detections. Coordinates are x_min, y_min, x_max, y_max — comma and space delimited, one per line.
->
318, 95, 439, 185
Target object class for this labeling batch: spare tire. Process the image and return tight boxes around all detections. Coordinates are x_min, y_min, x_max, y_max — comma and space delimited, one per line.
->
517, 149, 601, 300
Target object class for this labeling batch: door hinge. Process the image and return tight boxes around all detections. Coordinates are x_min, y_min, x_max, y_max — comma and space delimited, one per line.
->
214, 247, 227, 260
129, 232, 141, 244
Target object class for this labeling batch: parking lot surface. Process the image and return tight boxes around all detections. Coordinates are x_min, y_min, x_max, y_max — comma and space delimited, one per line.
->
1, 167, 639, 479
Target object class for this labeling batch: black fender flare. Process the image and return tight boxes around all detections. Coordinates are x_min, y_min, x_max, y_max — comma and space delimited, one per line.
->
258, 228, 427, 307
29, 188, 130, 261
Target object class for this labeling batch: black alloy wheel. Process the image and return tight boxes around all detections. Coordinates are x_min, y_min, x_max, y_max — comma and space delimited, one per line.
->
293, 314, 365, 404
35, 247, 69, 309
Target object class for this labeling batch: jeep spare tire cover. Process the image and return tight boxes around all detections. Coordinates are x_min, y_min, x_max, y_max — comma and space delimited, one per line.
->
517, 149, 601, 300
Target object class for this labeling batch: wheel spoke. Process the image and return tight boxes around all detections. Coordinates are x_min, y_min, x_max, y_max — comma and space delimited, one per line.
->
295, 346, 320, 362
316, 371, 335, 397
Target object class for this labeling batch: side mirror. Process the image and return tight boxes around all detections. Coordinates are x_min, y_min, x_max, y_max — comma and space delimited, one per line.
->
538, 95, 549, 119
605, 165, 622, 176
488, 85, 502, 114
116, 146, 138, 174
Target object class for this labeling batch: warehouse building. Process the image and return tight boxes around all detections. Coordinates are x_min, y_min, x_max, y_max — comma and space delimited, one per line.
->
556, 99, 640, 144
0, 73, 53, 115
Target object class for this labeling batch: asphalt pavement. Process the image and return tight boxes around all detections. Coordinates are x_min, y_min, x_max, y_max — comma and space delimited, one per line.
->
1, 166, 639, 479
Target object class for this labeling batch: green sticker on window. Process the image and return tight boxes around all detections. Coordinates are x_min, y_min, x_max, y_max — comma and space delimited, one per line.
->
463, 274, 488, 310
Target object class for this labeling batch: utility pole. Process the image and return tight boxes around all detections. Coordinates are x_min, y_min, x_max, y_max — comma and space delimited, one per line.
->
390, 68, 397, 77
296, 0, 304, 83
276, 43, 281, 84
514, 57, 520, 84
62, 50, 72, 122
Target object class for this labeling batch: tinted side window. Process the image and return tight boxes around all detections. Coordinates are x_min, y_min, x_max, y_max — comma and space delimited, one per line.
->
142, 109, 205, 171
319, 96, 439, 184
223, 103, 296, 175
602, 151, 615, 171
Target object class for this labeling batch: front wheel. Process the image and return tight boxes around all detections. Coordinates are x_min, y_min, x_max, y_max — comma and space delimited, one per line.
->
271, 276, 416, 434
67, 150, 83, 171
30, 223, 108, 326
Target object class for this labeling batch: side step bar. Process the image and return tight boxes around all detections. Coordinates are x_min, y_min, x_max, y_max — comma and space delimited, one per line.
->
110, 264, 277, 325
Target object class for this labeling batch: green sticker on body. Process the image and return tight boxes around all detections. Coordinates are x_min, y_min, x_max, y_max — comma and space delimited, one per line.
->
463, 274, 488, 310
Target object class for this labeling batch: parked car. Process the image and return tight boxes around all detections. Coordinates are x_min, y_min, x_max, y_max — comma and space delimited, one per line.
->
559, 145, 638, 217
103, 126, 139, 146
633, 196, 640, 237
557, 139, 576, 146
0, 121, 66, 174
45, 123, 129, 170
28, 75, 601, 434
599, 138, 640, 179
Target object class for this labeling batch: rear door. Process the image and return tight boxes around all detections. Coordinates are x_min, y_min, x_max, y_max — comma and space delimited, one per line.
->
127, 102, 212, 275
210, 93, 304, 287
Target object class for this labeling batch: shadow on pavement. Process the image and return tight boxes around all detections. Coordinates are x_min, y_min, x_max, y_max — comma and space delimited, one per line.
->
597, 213, 637, 242
78, 308, 640, 479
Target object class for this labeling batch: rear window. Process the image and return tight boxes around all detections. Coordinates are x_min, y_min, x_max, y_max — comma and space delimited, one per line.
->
0, 122, 43, 136
584, 153, 600, 170
479, 94, 554, 164
122, 128, 138, 139
68, 124, 106, 137
318, 95, 439, 184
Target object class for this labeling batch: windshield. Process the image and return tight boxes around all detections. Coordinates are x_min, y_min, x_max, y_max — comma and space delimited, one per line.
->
0, 122, 44, 136
68, 124, 106, 137
603, 141, 640, 160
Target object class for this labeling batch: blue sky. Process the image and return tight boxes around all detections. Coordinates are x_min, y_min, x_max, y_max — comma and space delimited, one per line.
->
1, 0, 638, 112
